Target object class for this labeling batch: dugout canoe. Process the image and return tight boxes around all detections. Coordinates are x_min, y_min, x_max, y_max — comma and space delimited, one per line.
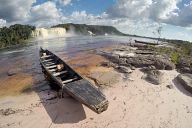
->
39, 48, 108, 114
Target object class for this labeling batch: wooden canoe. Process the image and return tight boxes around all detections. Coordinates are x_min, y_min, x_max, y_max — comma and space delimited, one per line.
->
134, 40, 158, 45
39, 48, 109, 114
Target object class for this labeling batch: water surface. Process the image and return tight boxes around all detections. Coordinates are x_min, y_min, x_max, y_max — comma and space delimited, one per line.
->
0, 35, 156, 90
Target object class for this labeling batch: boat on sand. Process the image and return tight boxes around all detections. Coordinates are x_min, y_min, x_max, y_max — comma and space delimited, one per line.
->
39, 48, 109, 114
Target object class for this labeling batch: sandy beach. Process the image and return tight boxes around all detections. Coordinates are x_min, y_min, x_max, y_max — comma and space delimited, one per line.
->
1, 64, 192, 128
0, 43, 192, 128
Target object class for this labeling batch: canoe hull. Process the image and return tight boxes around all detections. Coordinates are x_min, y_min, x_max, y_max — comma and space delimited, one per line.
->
39, 48, 109, 114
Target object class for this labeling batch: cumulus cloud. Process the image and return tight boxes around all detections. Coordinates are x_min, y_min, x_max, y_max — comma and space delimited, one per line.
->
107, 0, 152, 19
107, 0, 192, 27
0, 19, 6, 27
58, 0, 72, 6
70, 11, 95, 20
0, 0, 35, 22
30, 1, 63, 26
0, 0, 65, 26
169, 1, 192, 27
150, 0, 179, 20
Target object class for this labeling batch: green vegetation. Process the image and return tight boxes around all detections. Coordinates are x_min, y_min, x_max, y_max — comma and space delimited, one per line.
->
170, 51, 178, 64
150, 40, 192, 66
52, 23, 125, 35
167, 40, 192, 56
0, 24, 35, 48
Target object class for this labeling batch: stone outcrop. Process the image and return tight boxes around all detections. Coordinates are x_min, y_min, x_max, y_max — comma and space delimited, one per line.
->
100, 51, 175, 70
177, 56, 192, 73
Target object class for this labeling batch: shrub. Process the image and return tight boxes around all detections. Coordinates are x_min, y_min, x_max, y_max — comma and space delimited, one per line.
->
170, 51, 178, 64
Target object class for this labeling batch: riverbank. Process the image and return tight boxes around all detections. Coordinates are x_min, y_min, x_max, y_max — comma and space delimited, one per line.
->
0, 44, 192, 128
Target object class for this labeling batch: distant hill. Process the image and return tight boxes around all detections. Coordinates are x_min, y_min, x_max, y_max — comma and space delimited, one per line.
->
52, 23, 126, 36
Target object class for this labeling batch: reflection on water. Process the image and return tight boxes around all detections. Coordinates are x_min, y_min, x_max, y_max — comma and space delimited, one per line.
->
0, 35, 156, 88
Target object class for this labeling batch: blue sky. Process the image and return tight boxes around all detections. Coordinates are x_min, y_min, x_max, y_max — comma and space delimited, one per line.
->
0, 0, 192, 41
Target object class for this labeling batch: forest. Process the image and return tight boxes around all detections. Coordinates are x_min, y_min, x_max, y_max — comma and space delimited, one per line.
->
0, 24, 35, 48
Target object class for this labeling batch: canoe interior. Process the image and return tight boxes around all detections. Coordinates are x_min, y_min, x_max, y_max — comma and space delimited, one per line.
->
39, 48, 109, 114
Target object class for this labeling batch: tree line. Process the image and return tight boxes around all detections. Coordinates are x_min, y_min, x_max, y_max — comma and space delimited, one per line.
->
0, 24, 35, 48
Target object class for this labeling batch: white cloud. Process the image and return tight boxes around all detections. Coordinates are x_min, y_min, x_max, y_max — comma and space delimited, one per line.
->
107, 0, 192, 27
0, 19, 6, 27
59, 0, 72, 6
68, 11, 96, 23
169, 1, 192, 27
107, 0, 152, 19
150, 0, 179, 20
30, 1, 63, 27
0, 0, 36, 22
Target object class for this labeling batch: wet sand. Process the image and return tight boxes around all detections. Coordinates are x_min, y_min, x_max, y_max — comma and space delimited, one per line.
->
0, 73, 33, 97
0, 45, 192, 128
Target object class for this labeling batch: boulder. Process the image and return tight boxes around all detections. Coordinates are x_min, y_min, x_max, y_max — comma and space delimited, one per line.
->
177, 56, 190, 67
143, 69, 163, 85
176, 73, 192, 93
178, 67, 192, 74
116, 66, 133, 73
154, 58, 175, 70
126, 55, 155, 67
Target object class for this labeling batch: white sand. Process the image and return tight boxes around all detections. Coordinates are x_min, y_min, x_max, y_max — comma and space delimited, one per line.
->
0, 69, 192, 128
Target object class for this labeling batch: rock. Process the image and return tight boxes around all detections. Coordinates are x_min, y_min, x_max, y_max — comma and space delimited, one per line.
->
143, 69, 163, 85
154, 58, 175, 70
176, 73, 192, 93
126, 55, 155, 67
176, 57, 192, 73
130, 65, 136, 70
127, 77, 134, 81
116, 66, 133, 73
89, 70, 120, 87
148, 65, 156, 70
177, 56, 190, 67
178, 67, 192, 74
166, 84, 174, 89
100, 50, 175, 70
7, 68, 21, 76
100, 61, 110, 67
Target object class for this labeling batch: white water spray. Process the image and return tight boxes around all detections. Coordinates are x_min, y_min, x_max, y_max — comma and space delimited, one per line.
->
31, 27, 67, 38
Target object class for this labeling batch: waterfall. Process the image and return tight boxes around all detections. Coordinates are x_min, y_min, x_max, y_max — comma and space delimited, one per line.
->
31, 27, 66, 38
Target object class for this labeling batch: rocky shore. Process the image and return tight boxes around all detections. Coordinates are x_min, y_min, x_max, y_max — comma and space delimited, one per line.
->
98, 43, 192, 88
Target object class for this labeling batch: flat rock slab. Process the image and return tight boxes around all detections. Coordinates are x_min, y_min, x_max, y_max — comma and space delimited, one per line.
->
89, 70, 120, 87
177, 73, 192, 93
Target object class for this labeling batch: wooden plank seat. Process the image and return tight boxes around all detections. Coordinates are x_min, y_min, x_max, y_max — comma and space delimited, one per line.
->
46, 65, 57, 69
62, 77, 78, 84
40, 55, 52, 59
45, 62, 56, 66
42, 59, 54, 63
48, 68, 57, 72
53, 71, 67, 76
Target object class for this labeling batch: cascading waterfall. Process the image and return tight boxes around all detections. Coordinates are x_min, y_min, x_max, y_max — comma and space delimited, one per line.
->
31, 27, 66, 38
